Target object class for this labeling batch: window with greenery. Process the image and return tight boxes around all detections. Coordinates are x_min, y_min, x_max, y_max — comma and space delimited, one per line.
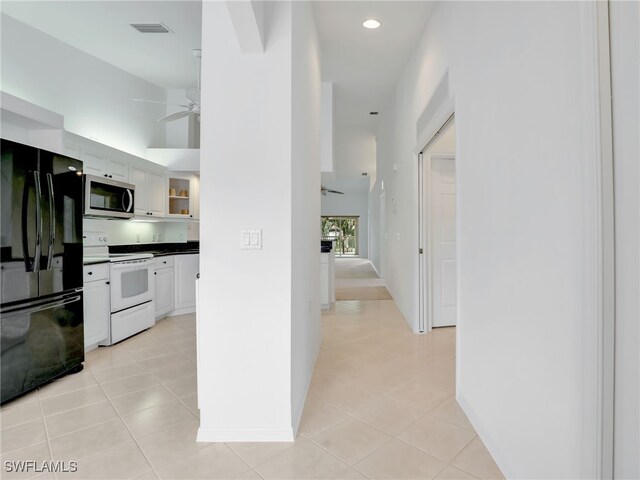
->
321, 216, 359, 256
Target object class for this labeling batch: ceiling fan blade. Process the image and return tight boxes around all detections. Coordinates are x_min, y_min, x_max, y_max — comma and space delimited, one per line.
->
157, 111, 192, 123
133, 98, 189, 108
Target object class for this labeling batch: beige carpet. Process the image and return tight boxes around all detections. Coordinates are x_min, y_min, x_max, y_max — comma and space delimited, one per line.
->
334, 258, 392, 300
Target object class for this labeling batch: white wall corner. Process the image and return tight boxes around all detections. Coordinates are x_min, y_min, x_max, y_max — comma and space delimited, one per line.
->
225, 0, 266, 54
321, 82, 334, 172
457, 393, 515, 480
291, 337, 322, 436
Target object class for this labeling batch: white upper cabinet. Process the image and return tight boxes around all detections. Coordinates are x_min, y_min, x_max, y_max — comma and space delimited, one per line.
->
105, 156, 129, 181
129, 165, 148, 216
65, 133, 130, 182
148, 171, 165, 216
80, 148, 129, 181
130, 164, 166, 218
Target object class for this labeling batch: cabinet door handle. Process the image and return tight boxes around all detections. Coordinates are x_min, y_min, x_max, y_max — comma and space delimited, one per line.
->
88, 271, 93, 275
154, 272, 157, 275
106, 281, 110, 285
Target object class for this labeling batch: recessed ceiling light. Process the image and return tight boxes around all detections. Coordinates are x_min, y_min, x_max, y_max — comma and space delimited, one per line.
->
362, 19, 381, 29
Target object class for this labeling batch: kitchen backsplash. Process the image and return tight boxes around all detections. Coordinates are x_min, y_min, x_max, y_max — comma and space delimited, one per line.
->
83, 218, 199, 245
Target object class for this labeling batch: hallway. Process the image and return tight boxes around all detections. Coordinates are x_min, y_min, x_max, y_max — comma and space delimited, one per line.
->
293, 274, 505, 478
335, 258, 392, 301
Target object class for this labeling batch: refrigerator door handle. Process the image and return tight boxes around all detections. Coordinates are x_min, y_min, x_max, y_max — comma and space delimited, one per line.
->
33, 171, 42, 273
21, 171, 42, 272
21, 174, 33, 272
46, 173, 56, 270
0, 294, 81, 317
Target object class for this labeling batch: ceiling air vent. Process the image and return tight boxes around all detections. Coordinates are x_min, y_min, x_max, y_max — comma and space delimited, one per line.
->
130, 23, 172, 34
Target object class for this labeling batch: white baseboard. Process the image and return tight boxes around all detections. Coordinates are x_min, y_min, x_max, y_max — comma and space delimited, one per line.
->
457, 392, 515, 479
165, 306, 196, 317
197, 426, 295, 442
291, 336, 322, 435
370, 262, 382, 280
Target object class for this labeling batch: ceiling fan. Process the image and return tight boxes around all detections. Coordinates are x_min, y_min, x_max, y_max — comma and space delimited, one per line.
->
133, 48, 202, 123
321, 186, 344, 196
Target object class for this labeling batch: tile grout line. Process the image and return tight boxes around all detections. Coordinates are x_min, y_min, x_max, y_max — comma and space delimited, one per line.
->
309, 438, 381, 480
102, 328, 203, 476
36, 380, 59, 480
89, 364, 163, 480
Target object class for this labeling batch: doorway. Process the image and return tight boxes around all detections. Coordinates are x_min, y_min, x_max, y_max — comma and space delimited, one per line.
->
418, 116, 457, 331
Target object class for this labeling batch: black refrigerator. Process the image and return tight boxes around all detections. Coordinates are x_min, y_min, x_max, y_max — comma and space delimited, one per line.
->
1, 139, 84, 404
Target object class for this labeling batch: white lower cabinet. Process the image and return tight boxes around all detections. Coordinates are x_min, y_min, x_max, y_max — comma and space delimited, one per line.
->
154, 257, 175, 318
174, 254, 199, 312
83, 264, 110, 351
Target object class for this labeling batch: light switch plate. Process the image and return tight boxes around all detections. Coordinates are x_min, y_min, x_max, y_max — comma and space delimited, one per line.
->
241, 229, 262, 250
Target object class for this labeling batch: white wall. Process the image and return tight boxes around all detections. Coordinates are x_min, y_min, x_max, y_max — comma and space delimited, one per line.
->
290, 0, 322, 433
320, 82, 334, 172
0, 13, 165, 157
321, 192, 369, 258
610, 1, 640, 478
198, 0, 320, 441
373, 2, 607, 478
165, 89, 192, 149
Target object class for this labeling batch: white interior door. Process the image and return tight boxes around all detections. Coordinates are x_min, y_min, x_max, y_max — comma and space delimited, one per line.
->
431, 156, 456, 327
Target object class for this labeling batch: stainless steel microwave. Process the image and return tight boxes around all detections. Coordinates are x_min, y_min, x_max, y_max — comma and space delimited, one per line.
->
84, 174, 135, 219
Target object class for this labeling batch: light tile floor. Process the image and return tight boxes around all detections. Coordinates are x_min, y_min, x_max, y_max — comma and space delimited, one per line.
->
1, 298, 504, 480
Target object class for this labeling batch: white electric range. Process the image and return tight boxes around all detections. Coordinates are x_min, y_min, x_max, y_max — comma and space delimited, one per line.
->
84, 232, 155, 345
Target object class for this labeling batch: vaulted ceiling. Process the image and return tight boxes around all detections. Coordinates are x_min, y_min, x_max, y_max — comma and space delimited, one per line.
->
2, 0, 434, 192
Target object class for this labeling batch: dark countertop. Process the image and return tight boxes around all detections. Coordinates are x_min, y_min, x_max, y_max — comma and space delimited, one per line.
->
109, 241, 199, 257
152, 250, 199, 257
83, 258, 110, 266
